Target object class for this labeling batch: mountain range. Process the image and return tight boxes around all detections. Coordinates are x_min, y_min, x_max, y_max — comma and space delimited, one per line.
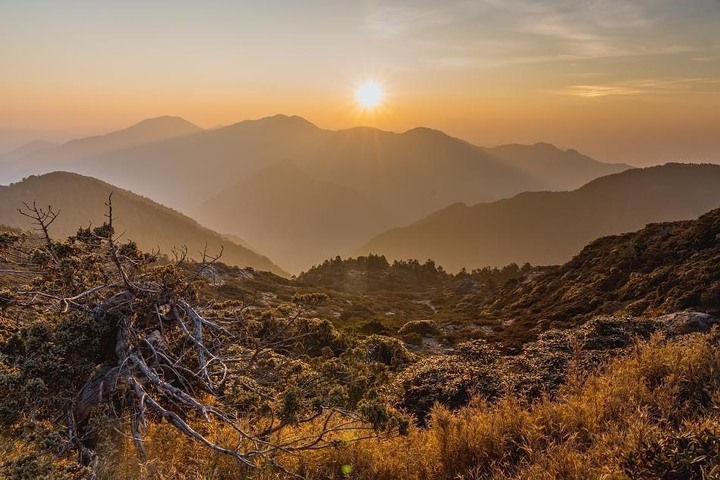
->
1, 114, 632, 272
360, 163, 720, 272
0, 172, 285, 275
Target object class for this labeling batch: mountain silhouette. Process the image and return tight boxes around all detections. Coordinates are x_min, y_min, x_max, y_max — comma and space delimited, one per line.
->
20, 115, 330, 210
2, 115, 631, 271
3, 116, 203, 180
485, 142, 632, 190
1, 140, 58, 159
5, 115, 627, 213
359, 163, 720, 272
0, 172, 286, 275
51, 116, 203, 159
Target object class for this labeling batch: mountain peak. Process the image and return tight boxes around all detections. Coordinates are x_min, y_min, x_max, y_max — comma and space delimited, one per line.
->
111, 116, 203, 140
256, 114, 319, 129
57, 116, 203, 156
533, 141, 559, 150
403, 126, 450, 138
129, 115, 201, 131
493, 142, 563, 153
222, 114, 321, 134
337, 125, 392, 136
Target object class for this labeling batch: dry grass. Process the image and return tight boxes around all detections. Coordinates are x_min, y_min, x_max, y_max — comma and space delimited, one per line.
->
88, 332, 720, 479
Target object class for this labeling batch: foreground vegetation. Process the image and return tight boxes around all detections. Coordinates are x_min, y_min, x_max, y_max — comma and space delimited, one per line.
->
4, 322, 720, 479
92, 332, 720, 479
1, 207, 719, 479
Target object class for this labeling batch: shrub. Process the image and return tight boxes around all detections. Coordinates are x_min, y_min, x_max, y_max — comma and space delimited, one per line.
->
397, 320, 440, 337
389, 353, 501, 421
361, 335, 416, 371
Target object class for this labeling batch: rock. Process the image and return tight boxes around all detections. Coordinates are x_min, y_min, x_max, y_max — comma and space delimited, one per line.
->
236, 268, 255, 280
199, 266, 224, 286
657, 311, 719, 336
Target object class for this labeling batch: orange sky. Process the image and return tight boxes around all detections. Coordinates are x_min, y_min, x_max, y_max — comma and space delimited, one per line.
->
2, 1, 719, 165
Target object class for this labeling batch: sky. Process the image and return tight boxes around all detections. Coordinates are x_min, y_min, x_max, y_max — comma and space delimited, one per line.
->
1, 0, 719, 165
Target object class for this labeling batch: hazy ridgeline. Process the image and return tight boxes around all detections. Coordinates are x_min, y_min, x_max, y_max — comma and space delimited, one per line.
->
1, 115, 631, 272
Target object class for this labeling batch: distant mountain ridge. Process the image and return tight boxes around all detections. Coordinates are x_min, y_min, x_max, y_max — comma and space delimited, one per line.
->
0, 172, 286, 276
1, 114, 631, 273
4, 114, 629, 213
2, 116, 203, 179
359, 163, 720, 272
2, 140, 59, 158
484, 142, 633, 191
54, 116, 203, 159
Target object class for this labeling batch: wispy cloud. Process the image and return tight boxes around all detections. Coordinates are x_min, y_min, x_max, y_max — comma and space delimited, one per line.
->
552, 85, 644, 98
365, 4, 458, 39
365, 0, 720, 69
691, 55, 720, 62
553, 77, 720, 98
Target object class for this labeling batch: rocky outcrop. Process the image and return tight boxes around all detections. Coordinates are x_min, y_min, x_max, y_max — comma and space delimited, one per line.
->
657, 311, 719, 336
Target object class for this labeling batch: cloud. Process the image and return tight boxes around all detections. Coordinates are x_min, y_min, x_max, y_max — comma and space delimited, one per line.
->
691, 55, 720, 62
553, 77, 720, 97
364, 0, 720, 69
365, 4, 458, 39
552, 85, 644, 98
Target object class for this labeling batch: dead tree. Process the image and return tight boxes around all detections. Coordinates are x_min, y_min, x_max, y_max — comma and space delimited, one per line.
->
5, 198, 378, 478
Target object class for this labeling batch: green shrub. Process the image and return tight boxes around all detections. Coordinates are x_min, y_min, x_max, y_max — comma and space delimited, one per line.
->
389, 353, 501, 421
397, 320, 440, 337
361, 335, 416, 371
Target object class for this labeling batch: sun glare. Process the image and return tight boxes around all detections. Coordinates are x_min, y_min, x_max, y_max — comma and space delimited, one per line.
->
356, 81, 383, 109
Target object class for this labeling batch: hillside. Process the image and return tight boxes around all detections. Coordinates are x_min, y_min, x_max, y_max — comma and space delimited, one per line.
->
208, 208, 720, 352
478, 206, 720, 347
0, 172, 286, 275
198, 161, 399, 273
360, 163, 720, 272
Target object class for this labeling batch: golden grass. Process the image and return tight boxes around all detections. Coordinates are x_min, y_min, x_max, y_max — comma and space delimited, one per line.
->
94, 333, 720, 479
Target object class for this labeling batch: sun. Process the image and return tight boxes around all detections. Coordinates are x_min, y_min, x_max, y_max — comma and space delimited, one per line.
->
356, 81, 383, 109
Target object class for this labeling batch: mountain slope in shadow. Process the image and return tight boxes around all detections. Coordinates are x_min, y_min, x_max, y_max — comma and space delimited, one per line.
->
480, 205, 720, 347
197, 161, 399, 273
0, 172, 286, 276
359, 163, 720, 272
